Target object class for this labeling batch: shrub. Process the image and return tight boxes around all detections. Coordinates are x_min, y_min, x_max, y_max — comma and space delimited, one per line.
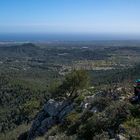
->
50, 70, 90, 99
130, 104, 140, 118
91, 96, 112, 112
78, 114, 108, 140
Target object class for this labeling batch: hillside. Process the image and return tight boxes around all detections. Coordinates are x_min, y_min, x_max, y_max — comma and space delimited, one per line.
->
0, 42, 140, 140
0, 43, 42, 57
17, 70, 140, 140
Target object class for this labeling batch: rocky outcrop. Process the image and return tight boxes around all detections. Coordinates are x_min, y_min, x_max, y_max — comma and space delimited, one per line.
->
22, 88, 127, 140
27, 99, 74, 140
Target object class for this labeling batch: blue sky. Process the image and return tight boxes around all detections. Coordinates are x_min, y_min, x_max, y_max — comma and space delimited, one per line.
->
0, 0, 140, 34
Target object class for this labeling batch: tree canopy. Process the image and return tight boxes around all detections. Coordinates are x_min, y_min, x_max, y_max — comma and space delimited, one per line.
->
51, 70, 90, 99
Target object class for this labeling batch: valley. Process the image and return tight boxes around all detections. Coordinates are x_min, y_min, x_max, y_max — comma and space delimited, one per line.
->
0, 41, 140, 140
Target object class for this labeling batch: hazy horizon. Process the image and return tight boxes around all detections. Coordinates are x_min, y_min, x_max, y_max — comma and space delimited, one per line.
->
0, 33, 140, 42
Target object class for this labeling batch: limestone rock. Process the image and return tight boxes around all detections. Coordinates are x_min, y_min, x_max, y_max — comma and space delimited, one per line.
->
27, 99, 74, 140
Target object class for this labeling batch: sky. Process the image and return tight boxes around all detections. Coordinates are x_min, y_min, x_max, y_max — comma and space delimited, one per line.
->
0, 0, 140, 35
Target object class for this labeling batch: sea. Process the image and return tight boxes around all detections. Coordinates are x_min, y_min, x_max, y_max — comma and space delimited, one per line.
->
0, 33, 140, 42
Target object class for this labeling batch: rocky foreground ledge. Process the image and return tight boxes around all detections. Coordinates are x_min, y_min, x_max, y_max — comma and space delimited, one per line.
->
18, 99, 74, 140
18, 88, 132, 140
28, 99, 74, 140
